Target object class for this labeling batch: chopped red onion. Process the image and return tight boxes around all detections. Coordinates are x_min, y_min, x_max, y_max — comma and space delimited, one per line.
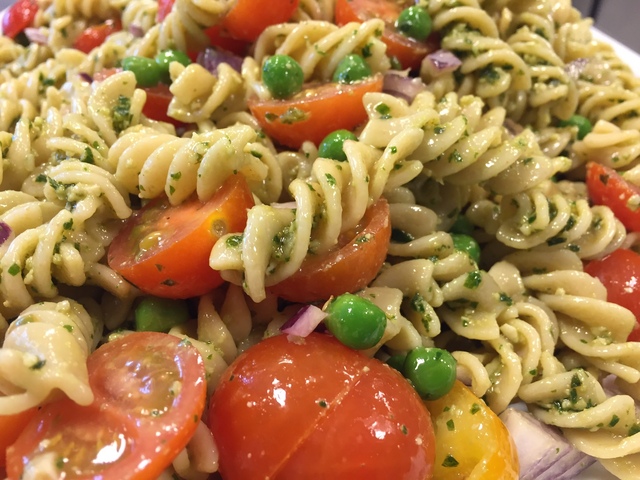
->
423, 49, 462, 75
0, 222, 11, 246
79, 72, 93, 83
565, 58, 588, 81
382, 72, 427, 103
280, 305, 327, 337
197, 47, 243, 74
128, 24, 144, 38
24, 28, 48, 45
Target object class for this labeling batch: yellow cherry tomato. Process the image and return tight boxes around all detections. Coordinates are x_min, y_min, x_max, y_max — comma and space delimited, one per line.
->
424, 381, 519, 480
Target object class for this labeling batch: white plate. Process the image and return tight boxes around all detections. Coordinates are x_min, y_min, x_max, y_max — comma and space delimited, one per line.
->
0, 9, 637, 480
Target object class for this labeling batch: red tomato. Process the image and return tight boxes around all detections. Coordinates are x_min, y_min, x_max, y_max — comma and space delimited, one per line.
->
209, 333, 436, 480
6, 332, 206, 480
249, 75, 383, 149
1, 0, 38, 39
204, 25, 250, 56
73, 19, 122, 54
156, 0, 173, 22
0, 409, 38, 468
108, 175, 255, 299
586, 162, 640, 232
269, 198, 391, 303
141, 83, 186, 126
335, 0, 439, 70
220, 0, 300, 42
585, 249, 640, 341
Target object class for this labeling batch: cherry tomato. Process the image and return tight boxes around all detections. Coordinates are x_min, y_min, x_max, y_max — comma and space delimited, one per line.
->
249, 75, 383, 149
209, 332, 436, 480
141, 83, 187, 126
0, 409, 38, 468
586, 162, 640, 232
585, 249, 640, 341
108, 175, 255, 299
204, 25, 250, 56
6, 332, 206, 480
156, 0, 173, 22
220, 0, 300, 43
424, 381, 519, 480
1, 0, 38, 39
335, 0, 439, 70
269, 198, 391, 303
73, 19, 122, 53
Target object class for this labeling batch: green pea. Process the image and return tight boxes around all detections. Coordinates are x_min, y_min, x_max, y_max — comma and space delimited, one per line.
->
155, 49, 192, 82
451, 233, 481, 264
324, 293, 387, 350
558, 114, 592, 140
135, 296, 190, 333
332, 54, 372, 84
318, 129, 358, 161
395, 6, 432, 42
450, 215, 474, 235
122, 56, 162, 87
386, 354, 407, 372
403, 347, 457, 400
262, 54, 304, 99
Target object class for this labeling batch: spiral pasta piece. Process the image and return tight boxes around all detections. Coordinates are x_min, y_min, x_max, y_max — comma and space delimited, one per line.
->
0, 297, 102, 414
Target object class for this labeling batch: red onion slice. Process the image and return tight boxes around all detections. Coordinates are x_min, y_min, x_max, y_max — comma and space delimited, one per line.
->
423, 49, 462, 76
280, 305, 327, 337
0, 222, 12, 246
197, 47, 243, 74
383, 72, 427, 103
128, 24, 144, 38
24, 28, 48, 45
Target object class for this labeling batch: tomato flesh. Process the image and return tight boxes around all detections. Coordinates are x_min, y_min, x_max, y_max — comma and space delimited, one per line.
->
249, 75, 383, 150
108, 175, 255, 298
585, 249, 640, 341
6, 332, 206, 480
2, 0, 38, 39
73, 19, 122, 54
425, 381, 519, 480
586, 162, 640, 232
269, 198, 391, 303
335, 0, 439, 70
220, 0, 300, 42
209, 333, 436, 480
0, 409, 37, 468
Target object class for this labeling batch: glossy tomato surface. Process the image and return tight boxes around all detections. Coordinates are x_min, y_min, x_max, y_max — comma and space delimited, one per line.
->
0, 409, 37, 468
335, 0, 439, 70
108, 174, 254, 298
425, 381, 519, 480
248, 75, 383, 149
269, 198, 391, 302
586, 162, 640, 232
585, 248, 640, 341
220, 0, 300, 42
73, 19, 122, 53
209, 333, 436, 480
6, 332, 206, 480
1, 0, 38, 39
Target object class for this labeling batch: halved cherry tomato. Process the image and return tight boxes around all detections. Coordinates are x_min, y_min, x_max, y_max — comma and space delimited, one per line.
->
269, 198, 391, 303
219, 0, 300, 43
6, 332, 206, 480
204, 25, 250, 56
0, 409, 38, 468
1, 0, 38, 39
209, 332, 436, 480
108, 175, 255, 298
73, 19, 122, 54
249, 75, 383, 149
424, 381, 519, 480
335, 0, 439, 70
141, 83, 186, 126
586, 162, 640, 232
585, 249, 640, 342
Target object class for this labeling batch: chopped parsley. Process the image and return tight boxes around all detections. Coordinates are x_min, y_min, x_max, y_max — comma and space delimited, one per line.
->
112, 95, 133, 134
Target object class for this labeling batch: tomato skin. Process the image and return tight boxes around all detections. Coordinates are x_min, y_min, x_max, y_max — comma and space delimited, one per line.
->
586, 162, 640, 232
209, 333, 435, 480
249, 75, 383, 150
73, 19, 122, 53
7, 332, 206, 480
335, 0, 439, 70
141, 83, 186, 126
220, 0, 300, 42
1, 0, 38, 39
204, 25, 250, 56
0, 409, 38, 468
108, 175, 255, 299
585, 249, 640, 341
157, 0, 173, 22
424, 381, 519, 480
269, 198, 391, 303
